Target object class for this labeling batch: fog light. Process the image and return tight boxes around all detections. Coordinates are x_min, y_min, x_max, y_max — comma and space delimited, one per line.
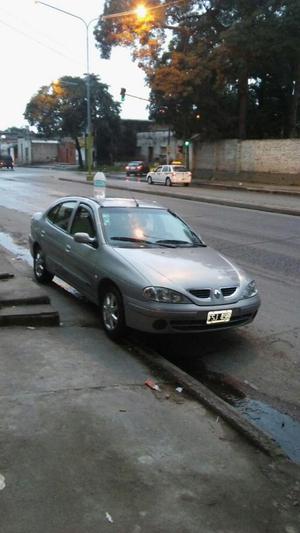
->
153, 319, 167, 330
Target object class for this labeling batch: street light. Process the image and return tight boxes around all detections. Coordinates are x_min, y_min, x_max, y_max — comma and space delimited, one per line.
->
36, 1, 98, 180
135, 4, 148, 20
36, 1, 152, 181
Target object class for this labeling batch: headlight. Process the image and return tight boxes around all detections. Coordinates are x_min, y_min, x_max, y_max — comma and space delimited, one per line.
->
243, 280, 258, 299
143, 286, 191, 304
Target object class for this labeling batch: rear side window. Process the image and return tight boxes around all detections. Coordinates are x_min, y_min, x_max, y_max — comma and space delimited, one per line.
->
47, 201, 77, 231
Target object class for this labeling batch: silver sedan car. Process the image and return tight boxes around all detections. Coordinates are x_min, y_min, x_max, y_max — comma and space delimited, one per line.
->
29, 196, 260, 340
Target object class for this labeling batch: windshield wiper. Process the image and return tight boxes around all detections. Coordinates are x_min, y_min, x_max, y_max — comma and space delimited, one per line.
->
110, 236, 177, 248
156, 239, 205, 248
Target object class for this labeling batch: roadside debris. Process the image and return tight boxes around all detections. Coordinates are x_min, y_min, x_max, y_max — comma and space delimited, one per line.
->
0, 474, 6, 490
244, 380, 259, 390
105, 512, 114, 523
176, 387, 183, 393
145, 378, 160, 391
27, 326, 36, 330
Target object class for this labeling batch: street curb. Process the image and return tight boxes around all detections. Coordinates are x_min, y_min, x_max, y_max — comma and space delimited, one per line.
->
127, 339, 287, 462
0, 305, 60, 327
58, 177, 300, 217
0, 293, 50, 307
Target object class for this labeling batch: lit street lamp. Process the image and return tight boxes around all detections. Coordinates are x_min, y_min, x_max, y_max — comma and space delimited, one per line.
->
36, 2, 150, 181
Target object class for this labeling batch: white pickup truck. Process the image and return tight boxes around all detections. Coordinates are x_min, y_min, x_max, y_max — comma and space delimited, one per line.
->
146, 164, 192, 186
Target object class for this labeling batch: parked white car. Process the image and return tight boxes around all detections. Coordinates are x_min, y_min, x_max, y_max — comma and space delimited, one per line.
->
146, 164, 192, 186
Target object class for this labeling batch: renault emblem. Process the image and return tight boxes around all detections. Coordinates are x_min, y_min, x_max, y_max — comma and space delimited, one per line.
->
214, 289, 221, 299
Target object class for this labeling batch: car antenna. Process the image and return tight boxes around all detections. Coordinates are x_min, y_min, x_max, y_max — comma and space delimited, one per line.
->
130, 193, 139, 207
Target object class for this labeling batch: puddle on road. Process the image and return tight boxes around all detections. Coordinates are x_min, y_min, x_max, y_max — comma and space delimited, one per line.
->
198, 371, 300, 463
234, 398, 300, 463
0, 231, 32, 265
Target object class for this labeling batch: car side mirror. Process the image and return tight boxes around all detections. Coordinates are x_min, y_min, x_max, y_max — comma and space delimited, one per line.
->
73, 232, 97, 247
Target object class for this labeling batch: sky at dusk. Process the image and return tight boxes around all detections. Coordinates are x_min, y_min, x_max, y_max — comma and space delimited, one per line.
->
0, 0, 150, 130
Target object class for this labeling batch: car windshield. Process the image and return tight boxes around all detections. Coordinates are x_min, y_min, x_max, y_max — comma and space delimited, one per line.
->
100, 207, 205, 248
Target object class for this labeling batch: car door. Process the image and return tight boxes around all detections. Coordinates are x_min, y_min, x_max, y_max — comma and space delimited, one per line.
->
66, 203, 99, 299
41, 200, 78, 279
153, 165, 163, 183
161, 165, 170, 183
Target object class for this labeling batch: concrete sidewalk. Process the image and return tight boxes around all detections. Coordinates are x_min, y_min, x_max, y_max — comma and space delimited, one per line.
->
0, 249, 59, 326
1, 247, 300, 532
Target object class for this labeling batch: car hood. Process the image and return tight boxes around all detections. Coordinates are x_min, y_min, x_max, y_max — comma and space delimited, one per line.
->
114, 246, 243, 289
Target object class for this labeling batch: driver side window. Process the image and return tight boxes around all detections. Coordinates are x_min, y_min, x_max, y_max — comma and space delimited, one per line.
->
70, 205, 96, 238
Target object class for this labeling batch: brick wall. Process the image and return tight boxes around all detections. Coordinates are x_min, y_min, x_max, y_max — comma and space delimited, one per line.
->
58, 141, 76, 164
193, 139, 300, 185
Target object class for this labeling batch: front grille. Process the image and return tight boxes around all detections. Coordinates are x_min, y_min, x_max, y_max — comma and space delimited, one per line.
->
189, 289, 210, 298
221, 287, 237, 297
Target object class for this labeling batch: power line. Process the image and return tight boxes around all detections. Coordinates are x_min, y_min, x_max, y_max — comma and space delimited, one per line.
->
0, 4, 73, 53
0, 18, 81, 66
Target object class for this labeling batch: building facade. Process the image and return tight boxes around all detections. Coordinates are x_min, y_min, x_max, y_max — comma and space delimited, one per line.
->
17, 138, 76, 165
136, 128, 184, 165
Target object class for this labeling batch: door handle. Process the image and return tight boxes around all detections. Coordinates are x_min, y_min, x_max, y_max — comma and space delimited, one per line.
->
65, 244, 71, 253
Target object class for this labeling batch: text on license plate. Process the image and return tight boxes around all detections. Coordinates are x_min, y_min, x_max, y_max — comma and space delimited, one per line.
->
206, 310, 232, 324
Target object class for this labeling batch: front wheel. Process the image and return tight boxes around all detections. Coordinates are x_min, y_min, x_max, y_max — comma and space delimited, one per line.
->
147, 175, 153, 184
33, 247, 54, 284
100, 284, 126, 341
165, 177, 172, 186
184, 183, 190, 187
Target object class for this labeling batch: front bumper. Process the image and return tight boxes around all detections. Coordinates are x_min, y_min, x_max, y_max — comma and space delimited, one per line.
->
124, 295, 260, 333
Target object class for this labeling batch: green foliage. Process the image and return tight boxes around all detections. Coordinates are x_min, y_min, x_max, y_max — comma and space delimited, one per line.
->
24, 75, 121, 165
95, 0, 300, 139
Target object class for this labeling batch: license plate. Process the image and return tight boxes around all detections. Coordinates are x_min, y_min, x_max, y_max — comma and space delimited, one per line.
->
206, 310, 232, 324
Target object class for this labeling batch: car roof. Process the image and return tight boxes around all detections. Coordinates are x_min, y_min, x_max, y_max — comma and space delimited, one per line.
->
48, 196, 164, 210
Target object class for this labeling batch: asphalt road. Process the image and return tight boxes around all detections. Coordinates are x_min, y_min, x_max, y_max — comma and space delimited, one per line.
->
0, 167, 299, 420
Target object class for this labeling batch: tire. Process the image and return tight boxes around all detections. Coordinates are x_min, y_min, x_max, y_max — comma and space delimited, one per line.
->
147, 175, 153, 184
33, 247, 54, 284
126, 172, 130, 176
100, 284, 126, 341
184, 183, 190, 187
165, 177, 172, 186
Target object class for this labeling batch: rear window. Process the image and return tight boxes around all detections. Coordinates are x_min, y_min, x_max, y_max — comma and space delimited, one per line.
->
172, 166, 187, 172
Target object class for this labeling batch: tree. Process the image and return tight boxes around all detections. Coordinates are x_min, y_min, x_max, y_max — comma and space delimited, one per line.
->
24, 75, 121, 167
95, 0, 300, 140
